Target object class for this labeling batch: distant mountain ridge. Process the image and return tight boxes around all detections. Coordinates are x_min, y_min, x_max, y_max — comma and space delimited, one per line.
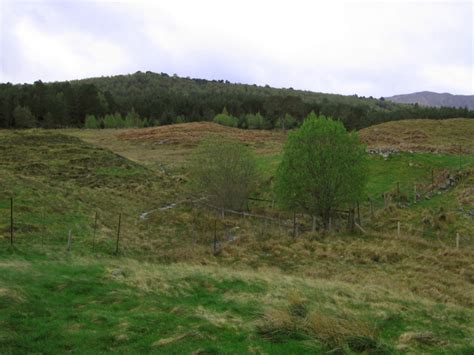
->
386, 91, 474, 110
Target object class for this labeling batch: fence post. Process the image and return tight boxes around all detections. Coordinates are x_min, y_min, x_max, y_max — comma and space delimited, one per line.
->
10, 197, 13, 247
431, 169, 434, 187
456, 233, 460, 249
397, 221, 401, 237
397, 182, 400, 203
312, 216, 316, 232
92, 212, 98, 251
413, 184, 417, 204
115, 213, 122, 255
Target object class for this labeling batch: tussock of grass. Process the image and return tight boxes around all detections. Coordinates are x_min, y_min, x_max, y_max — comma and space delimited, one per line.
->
257, 301, 386, 353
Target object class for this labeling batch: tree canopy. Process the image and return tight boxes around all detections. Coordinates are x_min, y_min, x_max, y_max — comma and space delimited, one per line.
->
275, 112, 368, 229
1, 71, 473, 129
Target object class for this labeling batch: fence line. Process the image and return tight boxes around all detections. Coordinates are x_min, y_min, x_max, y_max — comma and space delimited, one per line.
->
1, 163, 471, 255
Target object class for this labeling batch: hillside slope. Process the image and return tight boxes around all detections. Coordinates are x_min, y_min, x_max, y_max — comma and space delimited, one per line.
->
360, 118, 474, 153
387, 91, 474, 110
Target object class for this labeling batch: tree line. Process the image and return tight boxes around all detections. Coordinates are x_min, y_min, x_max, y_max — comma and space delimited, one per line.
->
1, 71, 473, 130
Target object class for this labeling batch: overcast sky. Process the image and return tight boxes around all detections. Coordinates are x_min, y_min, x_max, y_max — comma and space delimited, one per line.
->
0, 0, 472, 97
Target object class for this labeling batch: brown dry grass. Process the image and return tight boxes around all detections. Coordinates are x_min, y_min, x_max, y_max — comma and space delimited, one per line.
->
118, 122, 285, 149
63, 123, 285, 171
360, 118, 474, 153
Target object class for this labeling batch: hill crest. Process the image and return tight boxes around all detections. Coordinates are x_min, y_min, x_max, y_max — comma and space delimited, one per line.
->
386, 91, 474, 109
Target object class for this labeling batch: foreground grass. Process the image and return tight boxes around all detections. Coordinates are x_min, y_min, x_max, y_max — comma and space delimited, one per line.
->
0, 251, 472, 354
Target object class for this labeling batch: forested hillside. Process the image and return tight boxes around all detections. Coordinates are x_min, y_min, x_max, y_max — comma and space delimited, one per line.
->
1, 71, 473, 130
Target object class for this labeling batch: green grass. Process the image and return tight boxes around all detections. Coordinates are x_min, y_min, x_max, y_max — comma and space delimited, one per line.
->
1, 253, 472, 354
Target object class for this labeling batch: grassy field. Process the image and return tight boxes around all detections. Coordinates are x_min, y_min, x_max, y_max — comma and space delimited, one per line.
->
360, 118, 474, 154
0, 119, 473, 353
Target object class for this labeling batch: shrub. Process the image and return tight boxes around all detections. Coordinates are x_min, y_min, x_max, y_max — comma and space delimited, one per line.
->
188, 136, 259, 213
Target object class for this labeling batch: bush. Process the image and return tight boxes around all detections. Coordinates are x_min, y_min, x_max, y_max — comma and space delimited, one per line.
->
188, 136, 259, 213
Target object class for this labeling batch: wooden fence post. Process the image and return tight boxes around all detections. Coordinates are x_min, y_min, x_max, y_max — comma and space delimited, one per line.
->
413, 184, 417, 204
397, 221, 401, 237
397, 182, 400, 203
10, 197, 13, 247
456, 233, 460, 249
431, 169, 434, 187
115, 213, 122, 255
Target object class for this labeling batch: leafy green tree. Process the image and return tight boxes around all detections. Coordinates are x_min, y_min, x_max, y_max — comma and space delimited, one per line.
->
103, 114, 117, 128
213, 108, 239, 127
85, 115, 100, 129
124, 108, 143, 128
13, 105, 36, 128
175, 115, 186, 124
188, 136, 259, 214
276, 113, 297, 131
245, 112, 271, 129
275, 112, 367, 229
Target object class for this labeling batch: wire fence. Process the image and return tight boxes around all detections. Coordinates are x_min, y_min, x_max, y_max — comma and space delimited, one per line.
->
1, 166, 471, 255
